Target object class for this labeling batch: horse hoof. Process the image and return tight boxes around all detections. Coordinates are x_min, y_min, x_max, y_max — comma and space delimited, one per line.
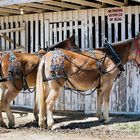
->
34, 114, 38, 122
8, 122, 15, 128
39, 122, 47, 129
98, 118, 105, 123
47, 125, 53, 130
47, 122, 54, 130
0, 122, 7, 128
103, 118, 111, 124
34, 118, 38, 123
97, 115, 104, 123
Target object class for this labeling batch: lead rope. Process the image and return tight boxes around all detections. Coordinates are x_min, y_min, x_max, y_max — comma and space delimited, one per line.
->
21, 77, 35, 93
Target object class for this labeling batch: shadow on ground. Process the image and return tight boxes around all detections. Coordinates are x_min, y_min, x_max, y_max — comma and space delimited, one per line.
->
15, 113, 140, 130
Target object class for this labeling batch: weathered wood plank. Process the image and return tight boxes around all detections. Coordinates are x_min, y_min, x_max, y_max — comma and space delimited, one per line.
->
127, 7, 132, 39
0, 16, 5, 50
107, 9, 112, 43
121, 7, 125, 41
39, 14, 44, 48
15, 16, 19, 50
0, 27, 24, 33
58, 12, 62, 42
4, 16, 9, 50
134, 6, 139, 35
49, 23, 53, 46
44, 19, 49, 49
94, 9, 99, 48
63, 12, 67, 39
100, 8, 105, 47
24, 14, 29, 52
29, 15, 34, 53
10, 16, 14, 50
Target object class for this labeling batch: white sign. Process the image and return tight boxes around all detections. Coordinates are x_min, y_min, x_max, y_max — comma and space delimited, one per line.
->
108, 8, 124, 23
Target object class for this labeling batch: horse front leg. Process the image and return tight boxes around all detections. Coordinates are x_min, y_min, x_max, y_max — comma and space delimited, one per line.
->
3, 89, 19, 128
102, 85, 113, 124
96, 88, 103, 121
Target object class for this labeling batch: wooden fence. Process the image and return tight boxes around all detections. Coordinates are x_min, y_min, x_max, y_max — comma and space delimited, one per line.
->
1, 6, 140, 114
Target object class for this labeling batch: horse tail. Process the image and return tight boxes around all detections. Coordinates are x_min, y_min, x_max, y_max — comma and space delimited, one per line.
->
34, 58, 45, 121
33, 89, 38, 121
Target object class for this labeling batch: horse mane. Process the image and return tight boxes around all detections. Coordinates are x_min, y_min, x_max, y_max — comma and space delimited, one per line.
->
95, 38, 134, 52
49, 40, 66, 50
112, 38, 133, 47
49, 35, 75, 50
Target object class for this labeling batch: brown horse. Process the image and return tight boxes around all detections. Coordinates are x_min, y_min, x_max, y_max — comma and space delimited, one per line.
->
36, 34, 140, 129
0, 35, 78, 128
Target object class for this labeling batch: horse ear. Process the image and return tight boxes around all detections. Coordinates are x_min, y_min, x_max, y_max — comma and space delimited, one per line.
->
69, 34, 75, 44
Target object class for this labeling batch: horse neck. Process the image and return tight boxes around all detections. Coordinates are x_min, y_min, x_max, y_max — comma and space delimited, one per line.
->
112, 38, 133, 65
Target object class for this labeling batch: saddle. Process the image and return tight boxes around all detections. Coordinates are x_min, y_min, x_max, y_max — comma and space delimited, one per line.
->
8, 52, 28, 90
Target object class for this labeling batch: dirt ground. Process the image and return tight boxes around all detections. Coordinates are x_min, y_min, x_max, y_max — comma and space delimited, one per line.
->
1, 112, 140, 140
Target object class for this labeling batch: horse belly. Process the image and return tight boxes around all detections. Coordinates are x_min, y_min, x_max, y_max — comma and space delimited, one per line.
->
26, 72, 37, 87
68, 71, 99, 91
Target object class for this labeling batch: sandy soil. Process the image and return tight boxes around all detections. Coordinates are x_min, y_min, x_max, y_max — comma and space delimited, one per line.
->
0, 112, 140, 140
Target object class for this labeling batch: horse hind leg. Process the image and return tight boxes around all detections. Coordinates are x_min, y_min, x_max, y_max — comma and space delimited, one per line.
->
46, 87, 61, 129
0, 85, 7, 128
3, 89, 19, 128
0, 111, 7, 128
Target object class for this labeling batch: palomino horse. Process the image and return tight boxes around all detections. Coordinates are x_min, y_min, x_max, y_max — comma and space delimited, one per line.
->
36, 34, 140, 129
0, 35, 78, 128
